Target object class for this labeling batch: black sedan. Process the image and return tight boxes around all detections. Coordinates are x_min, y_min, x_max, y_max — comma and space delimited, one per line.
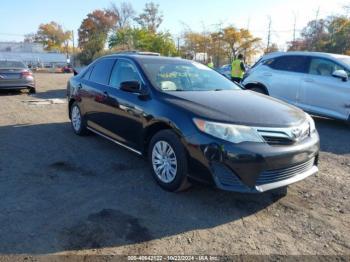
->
67, 53, 319, 194
0, 60, 36, 93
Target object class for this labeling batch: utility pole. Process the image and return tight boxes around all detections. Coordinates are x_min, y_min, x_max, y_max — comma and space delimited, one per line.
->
177, 37, 180, 54
315, 7, 320, 22
293, 12, 297, 42
266, 16, 272, 53
72, 30, 75, 67
314, 7, 320, 51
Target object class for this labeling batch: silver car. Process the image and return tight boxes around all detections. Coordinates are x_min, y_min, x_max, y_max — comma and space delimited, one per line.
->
243, 52, 350, 123
0, 60, 36, 93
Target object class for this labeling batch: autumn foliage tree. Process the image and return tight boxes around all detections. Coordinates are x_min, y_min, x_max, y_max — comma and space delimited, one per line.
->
78, 9, 117, 64
288, 14, 350, 55
25, 21, 71, 52
182, 26, 262, 65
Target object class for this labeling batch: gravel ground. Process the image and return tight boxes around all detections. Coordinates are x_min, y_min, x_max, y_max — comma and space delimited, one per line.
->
0, 73, 349, 257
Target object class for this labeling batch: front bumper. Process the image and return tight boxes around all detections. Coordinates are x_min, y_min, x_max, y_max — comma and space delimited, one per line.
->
183, 131, 320, 193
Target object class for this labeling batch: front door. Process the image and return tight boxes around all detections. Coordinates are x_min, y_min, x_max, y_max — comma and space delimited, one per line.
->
299, 57, 350, 120
99, 59, 148, 151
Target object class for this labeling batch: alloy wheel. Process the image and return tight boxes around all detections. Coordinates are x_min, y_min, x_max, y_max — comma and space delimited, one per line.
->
152, 140, 178, 183
71, 105, 81, 132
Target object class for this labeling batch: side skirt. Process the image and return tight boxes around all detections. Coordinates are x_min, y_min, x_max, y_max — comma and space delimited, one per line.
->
86, 126, 143, 156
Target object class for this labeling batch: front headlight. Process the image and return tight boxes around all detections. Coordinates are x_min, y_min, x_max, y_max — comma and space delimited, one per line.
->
305, 114, 316, 133
193, 118, 264, 144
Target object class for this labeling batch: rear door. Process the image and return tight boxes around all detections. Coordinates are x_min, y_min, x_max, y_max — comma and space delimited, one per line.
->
299, 57, 350, 120
263, 55, 310, 105
79, 58, 116, 131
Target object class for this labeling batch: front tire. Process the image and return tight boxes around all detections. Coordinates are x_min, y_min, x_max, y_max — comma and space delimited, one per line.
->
148, 130, 190, 192
70, 102, 89, 136
271, 187, 288, 198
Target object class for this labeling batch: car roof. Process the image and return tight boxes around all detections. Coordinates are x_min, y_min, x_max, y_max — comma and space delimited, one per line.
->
102, 53, 190, 64
262, 51, 350, 60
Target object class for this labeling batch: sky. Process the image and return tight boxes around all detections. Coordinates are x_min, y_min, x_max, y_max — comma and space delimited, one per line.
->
0, 0, 349, 49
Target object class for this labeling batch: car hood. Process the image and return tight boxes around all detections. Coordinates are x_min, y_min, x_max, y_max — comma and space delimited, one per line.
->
164, 90, 306, 127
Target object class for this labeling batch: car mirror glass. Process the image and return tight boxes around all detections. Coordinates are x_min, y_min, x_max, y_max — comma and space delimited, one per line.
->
120, 81, 142, 93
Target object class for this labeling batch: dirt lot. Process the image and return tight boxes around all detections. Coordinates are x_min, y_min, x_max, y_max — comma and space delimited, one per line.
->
0, 73, 349, 257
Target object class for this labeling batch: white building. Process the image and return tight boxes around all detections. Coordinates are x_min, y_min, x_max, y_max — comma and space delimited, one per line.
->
0, 42, 44, 53
0, 42, 67, 67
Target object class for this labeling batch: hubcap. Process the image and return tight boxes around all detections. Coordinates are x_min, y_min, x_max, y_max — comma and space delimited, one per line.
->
152, 141, 177, 183
71, 106, 81, 132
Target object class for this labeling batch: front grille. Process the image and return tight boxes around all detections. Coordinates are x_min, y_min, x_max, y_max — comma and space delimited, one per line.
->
262, 136, 294, 146
255, 122, 311, 146
256, 158, 315, 185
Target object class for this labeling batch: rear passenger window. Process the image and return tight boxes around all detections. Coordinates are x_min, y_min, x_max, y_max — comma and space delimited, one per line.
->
89, 59, 116, 85
267, 56, 309, 73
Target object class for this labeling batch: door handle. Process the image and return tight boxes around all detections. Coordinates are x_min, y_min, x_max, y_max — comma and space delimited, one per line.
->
103, 91, 109, 98
263, 73, 272, 77
304, 78, 314, 83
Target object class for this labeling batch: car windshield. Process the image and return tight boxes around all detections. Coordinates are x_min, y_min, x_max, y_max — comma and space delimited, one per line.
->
0, 60, 26, 69
140, 59, 240, 92
338, 57, 350, 67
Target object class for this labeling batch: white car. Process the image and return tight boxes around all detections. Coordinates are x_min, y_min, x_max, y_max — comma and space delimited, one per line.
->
243, 52, 350, 123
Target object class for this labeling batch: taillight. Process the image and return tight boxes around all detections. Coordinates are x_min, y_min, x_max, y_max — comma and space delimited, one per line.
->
21, 70, 32, 78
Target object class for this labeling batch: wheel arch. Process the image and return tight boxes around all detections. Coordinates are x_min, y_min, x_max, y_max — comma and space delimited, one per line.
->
143, 120, 185, 156
244, 81, 270, 95
68, 98, 76, 119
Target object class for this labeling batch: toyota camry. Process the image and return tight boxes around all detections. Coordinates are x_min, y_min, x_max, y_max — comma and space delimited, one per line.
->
67, 52, 320, 194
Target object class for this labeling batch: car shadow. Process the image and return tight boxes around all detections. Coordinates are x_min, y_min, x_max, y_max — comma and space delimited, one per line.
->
0, 89, 27, 97
314, 116, 350, 155
31, 89, 66, 99
0, 122, 281, 255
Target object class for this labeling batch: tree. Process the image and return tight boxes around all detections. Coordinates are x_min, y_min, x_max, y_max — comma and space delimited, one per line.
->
109, 28, 177, 56
110, 2, 135, 30
134, 2, 163, 33
221, 26, 261, 62
181, 31, 211, 60
26, 22, 71, 51
78, 9, 117, 64
264, 43, 279, 54
325, 16, 350, 53
287, 14, 350, 55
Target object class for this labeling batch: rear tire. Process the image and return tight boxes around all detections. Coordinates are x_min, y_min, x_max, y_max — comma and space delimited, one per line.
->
29, 87, 36, 94
148, 130, 191, 192
70, 102, 89, 136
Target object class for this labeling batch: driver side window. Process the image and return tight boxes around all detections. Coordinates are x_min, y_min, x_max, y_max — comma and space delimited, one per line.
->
109, 60, 142, 88
309, 58, 349, 77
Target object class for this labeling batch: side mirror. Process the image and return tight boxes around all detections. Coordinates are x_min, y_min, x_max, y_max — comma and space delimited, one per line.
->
332, 70, 348, 82
120, 81, 142, 93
